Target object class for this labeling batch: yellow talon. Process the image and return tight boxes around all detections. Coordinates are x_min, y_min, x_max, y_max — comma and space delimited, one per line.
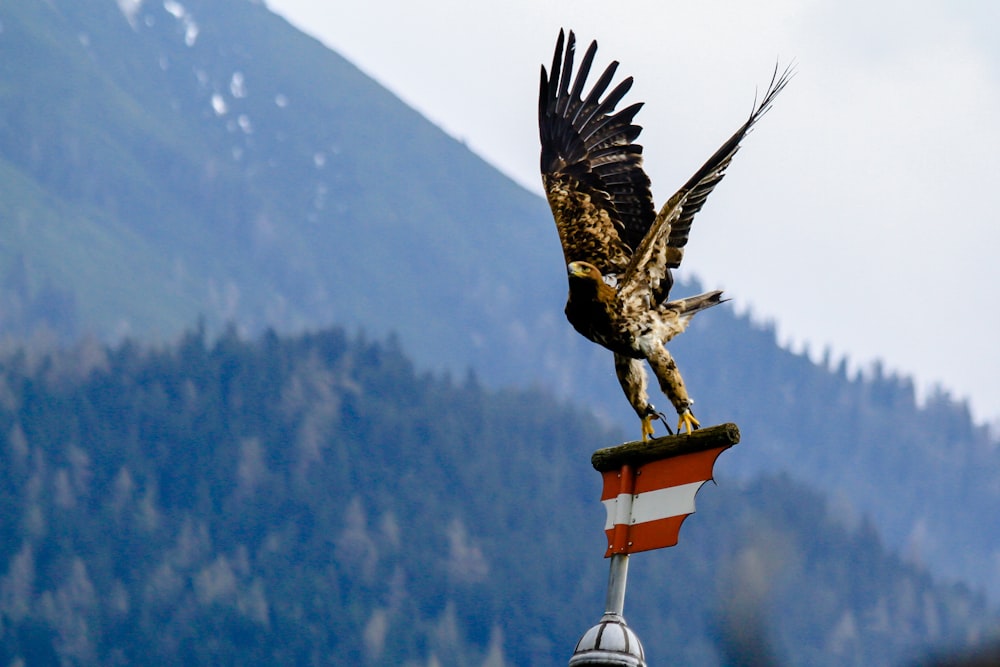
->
677, 409, 700, 434
641, 414, 656, 442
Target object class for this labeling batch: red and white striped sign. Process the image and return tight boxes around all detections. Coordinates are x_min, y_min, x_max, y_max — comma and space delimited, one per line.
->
601, 445, 729, 556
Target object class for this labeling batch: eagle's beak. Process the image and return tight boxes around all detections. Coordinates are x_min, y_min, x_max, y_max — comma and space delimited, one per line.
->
567, 261, 587, 277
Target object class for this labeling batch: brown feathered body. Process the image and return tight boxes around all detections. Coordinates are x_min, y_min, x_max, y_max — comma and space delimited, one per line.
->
538, 29, 790, 437
565, 262, 724, 359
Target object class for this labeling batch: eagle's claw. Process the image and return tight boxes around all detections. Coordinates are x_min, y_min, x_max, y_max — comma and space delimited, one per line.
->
677, 409, 700, 434
641, 414, 656, 442
640, 406, 672, 442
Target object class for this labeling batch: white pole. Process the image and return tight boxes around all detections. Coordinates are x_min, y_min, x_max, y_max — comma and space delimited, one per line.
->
604, 553, 630, 616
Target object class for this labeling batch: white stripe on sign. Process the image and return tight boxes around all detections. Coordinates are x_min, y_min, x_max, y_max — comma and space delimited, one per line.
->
603, 481, 706, 530
629, 481, 705, 525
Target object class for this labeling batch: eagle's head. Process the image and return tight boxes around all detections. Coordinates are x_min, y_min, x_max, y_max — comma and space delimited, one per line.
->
567, 261, 616, 301
567, 261, 602, 281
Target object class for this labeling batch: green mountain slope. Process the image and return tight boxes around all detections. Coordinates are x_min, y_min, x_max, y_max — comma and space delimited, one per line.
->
0, 0, 563, 382
0, 328, 995, 666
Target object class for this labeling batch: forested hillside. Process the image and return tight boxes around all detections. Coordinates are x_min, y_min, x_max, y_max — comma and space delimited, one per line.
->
0, 328, 995, 666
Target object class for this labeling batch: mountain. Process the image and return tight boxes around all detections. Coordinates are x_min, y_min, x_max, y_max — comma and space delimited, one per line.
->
0, 0, 563, 385
0, 328, 996, 666
2, 0, 1000, 606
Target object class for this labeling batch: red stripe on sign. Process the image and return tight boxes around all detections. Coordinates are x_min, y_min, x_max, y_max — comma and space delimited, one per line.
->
601, 470, 620, 501
604, 515, 689, 556
632, 446, 727, 494
626, 515, 689, 553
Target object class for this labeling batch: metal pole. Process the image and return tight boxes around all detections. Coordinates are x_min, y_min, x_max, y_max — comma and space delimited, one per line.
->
604, 553, 629, 616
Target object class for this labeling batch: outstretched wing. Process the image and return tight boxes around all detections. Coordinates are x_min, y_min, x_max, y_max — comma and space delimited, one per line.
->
661, 64, 794, 265
539, 29, 656, 278
620, 64, 794, 306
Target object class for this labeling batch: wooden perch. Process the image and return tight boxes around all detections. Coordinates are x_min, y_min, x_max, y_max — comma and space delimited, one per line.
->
591, 422, 741, 472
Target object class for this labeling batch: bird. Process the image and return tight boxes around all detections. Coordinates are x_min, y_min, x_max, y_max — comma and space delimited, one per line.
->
538, 29, 790, 441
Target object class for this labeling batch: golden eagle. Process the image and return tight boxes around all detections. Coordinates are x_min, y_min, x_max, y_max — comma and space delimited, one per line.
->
539, 30, 790, 440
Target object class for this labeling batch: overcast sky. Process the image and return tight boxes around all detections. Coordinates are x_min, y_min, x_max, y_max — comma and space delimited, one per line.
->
266, 0, 1000, 425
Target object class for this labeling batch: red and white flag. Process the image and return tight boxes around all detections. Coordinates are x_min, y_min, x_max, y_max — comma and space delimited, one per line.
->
601, 445, 729, 556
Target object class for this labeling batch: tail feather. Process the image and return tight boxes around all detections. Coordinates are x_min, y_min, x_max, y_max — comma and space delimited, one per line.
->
667, 290, 727, 317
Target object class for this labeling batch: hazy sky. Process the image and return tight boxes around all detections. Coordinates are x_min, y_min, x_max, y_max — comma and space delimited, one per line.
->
266, 0, 1000, 424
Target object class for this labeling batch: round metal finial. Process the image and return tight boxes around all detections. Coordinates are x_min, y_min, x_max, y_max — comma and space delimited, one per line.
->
569, 612, 646, 666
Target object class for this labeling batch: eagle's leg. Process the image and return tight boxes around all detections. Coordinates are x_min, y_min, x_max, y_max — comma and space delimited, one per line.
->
645, 345, 700, 434
614, 353, 669, 441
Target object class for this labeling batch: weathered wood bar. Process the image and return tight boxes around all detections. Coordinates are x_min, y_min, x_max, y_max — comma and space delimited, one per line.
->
591, 422, 741, 472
